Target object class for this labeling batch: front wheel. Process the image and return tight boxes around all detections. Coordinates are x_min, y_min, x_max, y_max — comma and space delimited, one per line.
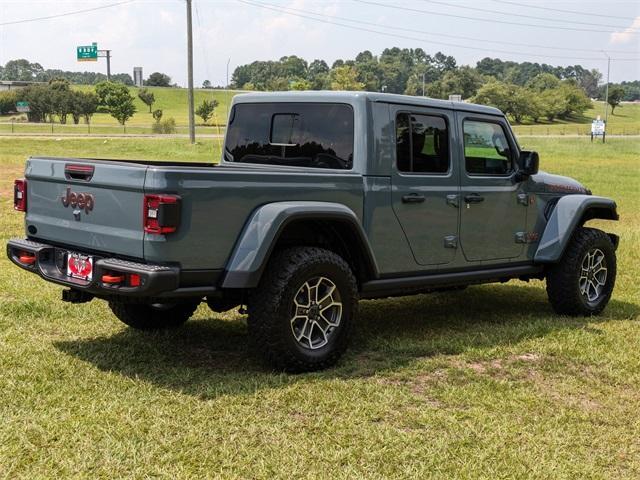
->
546, 227, 616, 316
247, 247, 358, 372
108, 300, 199, 330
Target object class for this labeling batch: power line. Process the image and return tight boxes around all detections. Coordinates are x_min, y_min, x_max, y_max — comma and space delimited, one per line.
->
249, 0, 638, 55
419, 0, 632, 29
0, 0, 136, 26
238, 0, 639, 61
490, 0, 638, 21
193, 0, 213, 83
355, 0, 639, 35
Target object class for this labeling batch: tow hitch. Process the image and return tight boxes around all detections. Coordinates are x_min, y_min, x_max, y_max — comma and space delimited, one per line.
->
62, 289, 94, 304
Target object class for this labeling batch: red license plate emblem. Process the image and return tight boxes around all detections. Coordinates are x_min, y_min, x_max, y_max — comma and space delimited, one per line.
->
66, 252, 93, 281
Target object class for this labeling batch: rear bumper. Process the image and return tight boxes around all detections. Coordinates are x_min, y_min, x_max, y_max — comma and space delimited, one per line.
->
7, 238, 218, 299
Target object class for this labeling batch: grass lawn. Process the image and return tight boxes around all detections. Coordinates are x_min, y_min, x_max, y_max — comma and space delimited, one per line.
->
0, 86, 239, 134
0, 137, 639, 478
512, 101, 640, 136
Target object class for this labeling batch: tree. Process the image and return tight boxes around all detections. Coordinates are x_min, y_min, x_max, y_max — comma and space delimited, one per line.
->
471, 80, 512, 114
78, 91, 98, 124
110, 73, 134, 86
526, 73, 561, 92
538, 89, 565, 121
195, 99, 219, 124
202, 79, 212, 89
47, 78, 72, 124
557, 81, 591, 118
152, 109, 163, 122
330, 66, 364, 91
607, 86, 625, 115
0, 59, 44, 81
137, 87, 155, 113
308, 59, 330, 90
289, 78, 311, 90
279, 55, 308, 79
95, 81, 136, 125
0, 91, 17, 114
145, 72, 171, 87
425, 66, 485, 99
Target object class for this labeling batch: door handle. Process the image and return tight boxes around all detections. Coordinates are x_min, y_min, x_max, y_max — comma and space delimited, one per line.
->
402, 193, 426, 204
464, 193, 484, 204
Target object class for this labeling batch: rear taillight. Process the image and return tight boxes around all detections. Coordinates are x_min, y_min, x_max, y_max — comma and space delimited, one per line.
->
14, 179, 27, 212
143, 194, 181, 234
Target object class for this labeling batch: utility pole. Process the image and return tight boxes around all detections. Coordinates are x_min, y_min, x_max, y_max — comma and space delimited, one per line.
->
422, 72, 425, 97
186, 0, 196, 144
226, 57, 231, 121
603, 52, 611, 129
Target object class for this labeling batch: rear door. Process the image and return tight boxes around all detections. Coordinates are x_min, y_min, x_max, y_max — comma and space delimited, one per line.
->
25, 158, 146, 258
390, 106, 460, 267
456, 113, 527, 262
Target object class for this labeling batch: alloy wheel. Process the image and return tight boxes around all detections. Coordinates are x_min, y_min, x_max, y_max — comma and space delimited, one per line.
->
579, 248, 608, 304
290, 276, 342, 350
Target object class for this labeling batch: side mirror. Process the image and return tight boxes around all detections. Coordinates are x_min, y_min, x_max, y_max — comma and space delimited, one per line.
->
517, 150, 539, 177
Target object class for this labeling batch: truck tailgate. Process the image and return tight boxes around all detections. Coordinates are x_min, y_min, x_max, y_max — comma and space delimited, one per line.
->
25, 157, 146, 259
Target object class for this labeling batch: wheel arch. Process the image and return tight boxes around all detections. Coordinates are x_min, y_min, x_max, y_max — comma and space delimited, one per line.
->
221, 202, 379, 289
535, 195, 619, 263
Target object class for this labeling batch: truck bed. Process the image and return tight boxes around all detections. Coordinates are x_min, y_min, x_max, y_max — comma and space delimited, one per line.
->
23, 156, 364, 270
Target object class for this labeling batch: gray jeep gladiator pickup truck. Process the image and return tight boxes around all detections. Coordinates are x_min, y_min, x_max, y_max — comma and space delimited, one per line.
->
8, 91, 619, 371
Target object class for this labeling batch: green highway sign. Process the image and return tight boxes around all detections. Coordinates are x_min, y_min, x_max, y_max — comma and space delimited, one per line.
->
16, 101, 30, 113
77, 43, 98, 62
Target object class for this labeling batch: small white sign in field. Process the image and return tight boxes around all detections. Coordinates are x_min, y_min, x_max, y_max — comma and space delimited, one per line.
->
591, 119, 605, 135
591, 117, 606, 142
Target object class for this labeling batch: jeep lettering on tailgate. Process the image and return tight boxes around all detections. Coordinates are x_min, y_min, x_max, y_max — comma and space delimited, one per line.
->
61, 187, 95, 213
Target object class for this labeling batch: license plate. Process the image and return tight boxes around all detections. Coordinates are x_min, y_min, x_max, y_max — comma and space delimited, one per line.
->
66, 252, 94, 281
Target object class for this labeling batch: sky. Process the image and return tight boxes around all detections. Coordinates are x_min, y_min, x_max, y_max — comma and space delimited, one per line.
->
1, 0, 639, 87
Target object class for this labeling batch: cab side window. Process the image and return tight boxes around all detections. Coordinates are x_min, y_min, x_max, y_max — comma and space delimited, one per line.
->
396, 113, 449, 174
463, 120, 513, 175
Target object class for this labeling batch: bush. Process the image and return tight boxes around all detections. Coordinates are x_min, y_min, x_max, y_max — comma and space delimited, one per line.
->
95, 81, 136, 125
0, 91, 17, 114
151, 117, 176, 134
195, 99, 219, 124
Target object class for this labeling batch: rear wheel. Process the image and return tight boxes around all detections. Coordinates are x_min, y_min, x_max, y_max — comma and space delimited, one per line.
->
108, 300, 199, 330
248, 247, 358, 372
546, 227, 616, 316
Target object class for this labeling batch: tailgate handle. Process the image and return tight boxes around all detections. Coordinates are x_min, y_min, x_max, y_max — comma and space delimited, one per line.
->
65, 164, 94, 181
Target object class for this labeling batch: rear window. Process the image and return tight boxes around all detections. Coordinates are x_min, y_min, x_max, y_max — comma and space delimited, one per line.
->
224, 103, 354, 169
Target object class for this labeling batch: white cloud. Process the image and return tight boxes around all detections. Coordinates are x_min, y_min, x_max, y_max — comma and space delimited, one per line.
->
609, 16, 640, 44
159, 10, 175, 26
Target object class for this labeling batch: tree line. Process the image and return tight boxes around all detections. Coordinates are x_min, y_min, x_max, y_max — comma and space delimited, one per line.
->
0, 78, 221, 129
0, 59, 177, 87
230, 49, 637, 122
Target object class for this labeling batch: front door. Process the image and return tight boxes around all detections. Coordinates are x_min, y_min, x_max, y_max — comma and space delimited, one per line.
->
457, 113, 528, 262
391, 107, 459, 267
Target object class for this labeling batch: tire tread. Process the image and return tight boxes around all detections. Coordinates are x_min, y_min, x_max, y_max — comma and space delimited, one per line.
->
248, 247, 358, 372
546, 227, 616, 316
